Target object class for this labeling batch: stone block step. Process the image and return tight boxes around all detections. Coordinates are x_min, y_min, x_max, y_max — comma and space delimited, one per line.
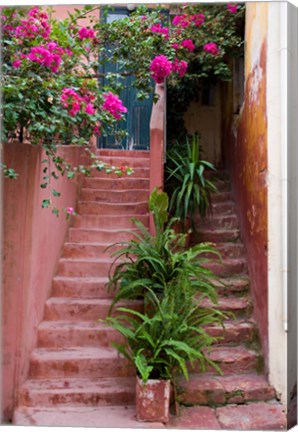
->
177, 372, 276, 406
90, 167, 150, 179
200, 243, 245, 259
212, 276, 250, 295
29, 347, 135, 379
213, 178, 231, 192
210, 191, 233, 203
52, 276, 111, 299
80, 189, 149, 203
96, 149, 150, 158
205, 170, 230, 181
68, 227, 140, 243
57, 258, 114, 277
44, 298, 143, 321
211, 201, 236, 215
72, 214, 149, 229
196, 228, 240, 243
18, 377, 135, 408
197, 214, 238, 230
93, 155, 150, 169
202, 258, 247, 277
204, 320, 256, 344
63, 242, 120, 259
77, 201, 149, 216
37, 321, 125, 348
200, 296, 252, 318
83, 177, 149, 190
202, 345, 261, 374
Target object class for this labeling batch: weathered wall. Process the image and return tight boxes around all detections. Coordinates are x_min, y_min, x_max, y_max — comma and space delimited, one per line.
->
224, 3, 269, 365
2, 143, 83, 421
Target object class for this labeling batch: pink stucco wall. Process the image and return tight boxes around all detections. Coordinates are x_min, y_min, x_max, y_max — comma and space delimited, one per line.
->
2, 142, 83, 421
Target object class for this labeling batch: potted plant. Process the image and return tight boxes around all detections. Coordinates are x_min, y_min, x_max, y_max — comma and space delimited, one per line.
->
105, 189, 226, 422
165, 134, 218, 233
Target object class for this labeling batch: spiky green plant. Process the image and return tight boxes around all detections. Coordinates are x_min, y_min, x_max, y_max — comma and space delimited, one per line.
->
166, 134, 218, 232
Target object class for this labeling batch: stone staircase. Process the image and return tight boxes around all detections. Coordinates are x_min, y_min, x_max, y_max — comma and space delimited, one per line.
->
13, 158, 286, 429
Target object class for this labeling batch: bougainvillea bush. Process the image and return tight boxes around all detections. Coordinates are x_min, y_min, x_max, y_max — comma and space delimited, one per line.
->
2, 3, 244, 212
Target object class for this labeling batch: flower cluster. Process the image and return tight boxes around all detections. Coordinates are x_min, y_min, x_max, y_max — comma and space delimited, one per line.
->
180, 39, 195, 52
78, 27, 95, 40
26, 42, 69, 73
150, 23, 169, 39
102, 92, 127, 120
15, 7, 50, 39
227, 3, 238, 13
171, 58, 188, 78
203, 42, 219, 55
60, 88, 96, 116
172, 13, 205, 28
150, 55, 172, 84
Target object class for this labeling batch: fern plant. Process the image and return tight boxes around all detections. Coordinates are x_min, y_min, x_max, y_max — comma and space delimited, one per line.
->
107, 188, 221, 313
165, 134, 218, 232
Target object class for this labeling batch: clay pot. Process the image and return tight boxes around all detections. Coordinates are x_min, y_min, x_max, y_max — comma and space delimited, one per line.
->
136, 376, 171, 423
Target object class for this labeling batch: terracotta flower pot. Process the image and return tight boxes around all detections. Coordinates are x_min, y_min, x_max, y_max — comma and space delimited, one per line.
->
136, 376, 171, 423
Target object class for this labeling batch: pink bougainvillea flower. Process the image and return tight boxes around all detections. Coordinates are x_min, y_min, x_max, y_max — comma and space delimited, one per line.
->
78, 27, 95, 40
85, 103, 96, 115
27, 43, 64, 73
172, 58, 188, 78
203, 42, 219, 55
93, 125, 101, 136
172, 14, 190, 28
191, 13, 205, 26
227, 3, 238, 13
150, 55, 172, 84
149, 23, 169, 39
66, 207, 75, 215
171, 43, 179, 50
12, 59, 21, 68
15, 7, 50, 39
181, 39, 195, 52
102, 92, 127, 119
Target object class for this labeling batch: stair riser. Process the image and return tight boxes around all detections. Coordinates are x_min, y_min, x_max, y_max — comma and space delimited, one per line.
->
205, 324, 255, 344
77, 202, 148, 216
205, 355, 260, 375
213, 180, 231, 192
213, 280, 250, 296
211, 202, 236, 215
83, 178, 149, 190
44, 301, 143, 321
37, 327, 125, 349
57, 261, 112, 277
202, 244, 245, 260
197, 230, 240, 243
96, 150, 150, 158
211, 192, 233, 203
90, 168, 149, 179
202, 261, 247, 277
72, 215, 149, 229
80, 190, 149, 203
63, 244, 120, 259
68, 229, 138, 244
198, 215, 238, 230
92, 156, 150, 169
19, 388, 135, 408
178, 386, 276, 407
52, 280, 112, 299
29, 357, 135, 379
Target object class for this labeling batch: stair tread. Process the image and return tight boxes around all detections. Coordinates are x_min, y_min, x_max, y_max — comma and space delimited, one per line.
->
46, 297, 142, 306
206, 344, 258, 361
31, 346, 124, 360
53, 276, 109, 282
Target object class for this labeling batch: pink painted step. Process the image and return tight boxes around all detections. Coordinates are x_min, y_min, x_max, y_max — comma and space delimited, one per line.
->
90, 167, 150, 178
44, 298, 143, 321
204, 320, 255, 344
200, 296, 252, 318
96, 149, 150, 158
29, 347, 135, 379
72, 214, 149, 229
202, 258, 247, 277
18, 377, 135, 408
216, 401, 286, 430
80, 189, 149, 203
57, 258, 114, 277
203, 345, 261, 374
211, 201, 236, 215
83, 177, 149, 190
94, 155, 150, 169
197, 214, 238, 229
37, 321, 125, 348
68, 227, 140, 243
200, 243, 245, 259
212, 276, 250, 295
197, 228, 240, 243
178, 372, 276, 406
52, 276, 111, 299
77, 201, 149, 216
210, 191, 233, 203
63, 242, 121, 259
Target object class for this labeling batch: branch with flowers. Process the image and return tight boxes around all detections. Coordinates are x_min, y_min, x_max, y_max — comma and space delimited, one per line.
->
2, 3, 244, 215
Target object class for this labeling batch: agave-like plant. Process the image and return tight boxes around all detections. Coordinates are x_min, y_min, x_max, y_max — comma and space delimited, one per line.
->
166, 134, 218, 232
107, 188, 221, 313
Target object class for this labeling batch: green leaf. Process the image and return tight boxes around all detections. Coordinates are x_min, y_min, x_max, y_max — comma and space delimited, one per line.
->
42, 199, 51, 209
52, 189, 61, 197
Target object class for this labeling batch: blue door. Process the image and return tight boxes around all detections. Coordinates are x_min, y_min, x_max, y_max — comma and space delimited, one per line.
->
98, 7, 153, 150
